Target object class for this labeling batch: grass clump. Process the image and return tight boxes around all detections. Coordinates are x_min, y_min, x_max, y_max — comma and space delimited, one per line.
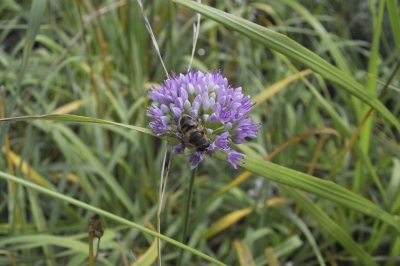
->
0, 1, 399, 265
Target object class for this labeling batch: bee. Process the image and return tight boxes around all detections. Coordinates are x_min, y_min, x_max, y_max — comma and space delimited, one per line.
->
177, 114, 210, 152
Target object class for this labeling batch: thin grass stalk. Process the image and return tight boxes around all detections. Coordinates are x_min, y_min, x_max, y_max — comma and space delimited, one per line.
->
168, 0, 176, 70
290, 134, 328, 234
136, 0, 169, 77
91, 0, 113, 94
157, 144, 173, 266
129, 249, 139, 265
88, 228, 94, 266
124, 0, 139, 97
177, 168, 197, 266
386, 0, 400, 57
0, 0, 45, 171
187, 0, 201, 71
1, 99, 21, 229
353, 0, 385, 200
26, 187, 55, 266
78, 0, 111, 151
157, 146, 168, 266
76, 0, 102, 118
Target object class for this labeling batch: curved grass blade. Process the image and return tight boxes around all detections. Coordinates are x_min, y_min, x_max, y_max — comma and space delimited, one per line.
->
0, 0, 46, 149
172, 0, 400, 131
202, 197, 286, 239
283, 211, 325, 266
0, 113, 399, 234
285, 187, 377, 266
213, 151, 400, 234
386, 0, 400, 58
131, 238, 158, 266
233, 240, 255, 266
0, 170, 227, 266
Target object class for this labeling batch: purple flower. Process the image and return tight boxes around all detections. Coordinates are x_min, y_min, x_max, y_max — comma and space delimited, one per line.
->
173, 143, 185, 154
187, 151, 203, 170
147, 70, 259, 169
214, 131, 229, 150
227, 150, 245, 169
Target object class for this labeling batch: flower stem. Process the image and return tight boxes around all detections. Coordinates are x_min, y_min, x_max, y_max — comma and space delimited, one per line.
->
177, 168, 197, 266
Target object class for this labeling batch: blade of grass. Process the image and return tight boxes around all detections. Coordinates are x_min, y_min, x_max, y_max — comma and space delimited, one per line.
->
276, 54, 389, 205
233, 240, 255, 266
177, 168, 197, 266
172, 0, 400, 131
283, 211, 325, 266
26, 189, 55, 266
352, 0, 385, 201
284, 187, 377, 266
1, 114, 399, 233
0, 170, 227, 266
0, 3, 46, 227
386, 0, 400, 58
230, 151, 400, 233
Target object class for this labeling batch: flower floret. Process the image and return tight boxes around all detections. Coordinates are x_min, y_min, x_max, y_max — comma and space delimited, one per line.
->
187, 151, 203, 169
227, 150, 245, 169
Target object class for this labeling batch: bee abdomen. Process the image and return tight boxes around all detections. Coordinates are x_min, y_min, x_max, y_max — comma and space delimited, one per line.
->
196, 139, 210, 152
188, 130, 204, 143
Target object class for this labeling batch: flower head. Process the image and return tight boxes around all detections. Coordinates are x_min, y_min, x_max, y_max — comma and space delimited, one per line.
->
147, 70, 259, 169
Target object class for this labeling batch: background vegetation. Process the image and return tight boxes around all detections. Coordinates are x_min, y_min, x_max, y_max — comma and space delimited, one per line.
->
0, 0, 399, 265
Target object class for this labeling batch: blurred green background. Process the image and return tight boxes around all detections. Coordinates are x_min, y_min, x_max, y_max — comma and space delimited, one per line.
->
0, 0, 399, 265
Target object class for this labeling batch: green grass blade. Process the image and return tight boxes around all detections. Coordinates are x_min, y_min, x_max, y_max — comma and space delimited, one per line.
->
26, 189, 55, 266
0, 0, 46, 150
0, 170, 226, 266
283, 211, 326, 266
17, 0, 46, 91
353, 0, 385, 201
172, 0, 400, 131
280, 0, 350, 73
212, 151, 400, 234
386, 0, 400, 57
1, 114, 398, 234
285, 187, 377, 266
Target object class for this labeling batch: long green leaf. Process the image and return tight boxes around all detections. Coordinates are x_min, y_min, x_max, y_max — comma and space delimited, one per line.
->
214, 151, 400, 234
172, 0, 400, 131
386, 0, 400, 58
284, 187, 377, 266
1, 114, 399, 234
0, 0, 46, 151
0, 170, 226, 266
283, 211, 325, 266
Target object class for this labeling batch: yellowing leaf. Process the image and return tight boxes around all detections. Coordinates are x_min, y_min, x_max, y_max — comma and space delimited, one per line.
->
203, 208, 252, 239
50, 100, 83, 115
52, 172, 80, 185
2, 147, 51, 188
203, 197, 286, 239
252, 69, 313, 106
265, 247, 280, 266
233, 240, 255, 266
131, 238, 158, 266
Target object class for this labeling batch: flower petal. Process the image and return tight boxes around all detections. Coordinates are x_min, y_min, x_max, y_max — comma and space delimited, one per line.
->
187, 151, 203, 170
227, 150, 245, 169
173, 143, 185, 154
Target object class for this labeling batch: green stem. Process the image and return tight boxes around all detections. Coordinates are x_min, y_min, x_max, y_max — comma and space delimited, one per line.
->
177, 168, 197, 266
